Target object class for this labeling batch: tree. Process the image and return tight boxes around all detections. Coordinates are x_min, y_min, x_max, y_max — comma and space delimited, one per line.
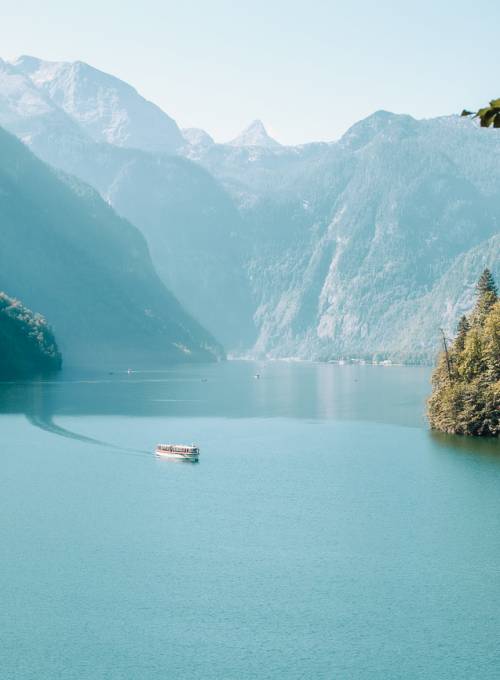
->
454, 315, 470, 353
458, 327, 484, 381
428, 271, 499, 437
0, 292, 62, 378
477, 268, 498, 297
461, 99, 500, 127
471, 268, 498, 326
482, 301, 500, 383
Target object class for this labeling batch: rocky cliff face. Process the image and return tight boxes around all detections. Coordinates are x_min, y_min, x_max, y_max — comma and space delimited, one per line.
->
0, 58, 255, 351
13, 55, 184, 153
3, 55, 500, 362
189, 112, 500, 361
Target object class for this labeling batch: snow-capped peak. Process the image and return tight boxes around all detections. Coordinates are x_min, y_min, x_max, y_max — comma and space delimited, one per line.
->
228, 119, 281, 148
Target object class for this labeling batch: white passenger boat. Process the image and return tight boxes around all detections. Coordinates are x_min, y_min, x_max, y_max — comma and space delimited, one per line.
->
155, 444, 200, 461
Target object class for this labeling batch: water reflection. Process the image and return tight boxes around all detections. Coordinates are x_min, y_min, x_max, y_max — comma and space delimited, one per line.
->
0, 362, 429, 422
6, 358, 496, 463
0, 362, 433, 427
430, 430, 500, 459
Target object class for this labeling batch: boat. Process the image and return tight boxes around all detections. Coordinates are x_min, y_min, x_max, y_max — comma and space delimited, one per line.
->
155, 443, 200, 461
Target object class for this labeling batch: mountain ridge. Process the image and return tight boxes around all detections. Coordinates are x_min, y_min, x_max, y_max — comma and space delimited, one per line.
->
0, 124, 223, 366
1, 54, 499, 362
13, 55, 184, 153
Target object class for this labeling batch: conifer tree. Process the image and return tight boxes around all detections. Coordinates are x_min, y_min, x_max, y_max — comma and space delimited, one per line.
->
454, 315, 470, 353
477, 268, 498, 297
483, 301, 500, 383
471, 268, 498, 326
428, 270, 499, 437
458, 327, 485, 381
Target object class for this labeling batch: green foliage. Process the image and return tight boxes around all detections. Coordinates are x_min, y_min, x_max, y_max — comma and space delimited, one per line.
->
428, 269, 500, 437
0, 292, 62, 378
461, 100, 500, 127
471, 268, 498, 327
455, 315, 470, 353
477, 268, 498, 296
0, 125, 223, 366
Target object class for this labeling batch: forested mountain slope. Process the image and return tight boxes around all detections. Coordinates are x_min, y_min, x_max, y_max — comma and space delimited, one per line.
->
0, 292, 62, 377
0, 58, 254, 350
192, 112, 500, 361
0, 126, 223, 367
3, 54, 500, 361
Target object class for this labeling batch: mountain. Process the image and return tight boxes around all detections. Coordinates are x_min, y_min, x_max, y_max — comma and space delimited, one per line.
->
13, 55, 184, 153
182, 127, 216, 162
192, 112, 500, 362
96, 148, 256, 349
3, 55, 500, 362
228, 120, 281, 148
0, 58, 254, 350
0, 125, 223, 367
0, 57, 88, 158
182, 127, 214, 148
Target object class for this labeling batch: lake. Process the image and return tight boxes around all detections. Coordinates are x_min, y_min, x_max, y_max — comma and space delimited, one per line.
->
1, 361, 500, 679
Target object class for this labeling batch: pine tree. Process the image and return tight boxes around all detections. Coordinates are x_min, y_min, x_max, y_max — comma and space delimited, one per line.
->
459, 327, 485, 381
454, 315, 470, 353
483, 301, 500, 383
477, 268, 498, 297
471, 268, 498, 327
428, 270, 499, 437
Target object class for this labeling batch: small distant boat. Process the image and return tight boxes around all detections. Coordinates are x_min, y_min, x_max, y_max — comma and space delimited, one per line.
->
254, 373, 260, 379
155, 444, 200, 461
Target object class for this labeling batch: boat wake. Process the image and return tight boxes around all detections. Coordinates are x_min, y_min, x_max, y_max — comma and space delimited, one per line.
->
25, 413, 151, 458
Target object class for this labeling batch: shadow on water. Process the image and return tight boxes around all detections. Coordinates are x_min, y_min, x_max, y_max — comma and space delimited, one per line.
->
11, 362, 499, 462
1, 363, 498, 459
430, 430, 500, 460
1, 379, 150, 458
0, 361, 434, 425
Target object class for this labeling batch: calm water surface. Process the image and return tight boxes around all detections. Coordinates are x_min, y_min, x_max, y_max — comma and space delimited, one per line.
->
1, 361, 500, 679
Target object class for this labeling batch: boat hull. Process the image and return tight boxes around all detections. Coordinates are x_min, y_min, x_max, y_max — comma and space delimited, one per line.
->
155, 449, 199, 461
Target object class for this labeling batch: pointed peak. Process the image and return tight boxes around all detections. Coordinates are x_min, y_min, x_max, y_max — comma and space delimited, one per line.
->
228, 119, 281, 148
246, 119, 266, 132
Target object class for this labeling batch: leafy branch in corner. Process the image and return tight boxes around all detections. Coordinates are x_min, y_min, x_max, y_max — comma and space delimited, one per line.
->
461, 99, 500, 127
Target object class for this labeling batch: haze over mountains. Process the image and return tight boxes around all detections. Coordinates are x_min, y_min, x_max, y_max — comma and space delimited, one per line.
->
228, 120, 281, 148
1, 54, 499, 363
14, 55, 184, 153
0, 124, 222, 366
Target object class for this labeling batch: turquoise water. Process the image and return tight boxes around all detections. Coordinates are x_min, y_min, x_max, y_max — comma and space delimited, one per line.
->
1, 361, 500, 679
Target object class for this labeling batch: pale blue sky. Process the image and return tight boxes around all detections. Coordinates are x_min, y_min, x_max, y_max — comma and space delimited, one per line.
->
2, 0, 499, 144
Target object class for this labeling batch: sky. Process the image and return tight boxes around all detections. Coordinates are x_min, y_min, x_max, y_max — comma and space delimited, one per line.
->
1, 0, 499, 145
